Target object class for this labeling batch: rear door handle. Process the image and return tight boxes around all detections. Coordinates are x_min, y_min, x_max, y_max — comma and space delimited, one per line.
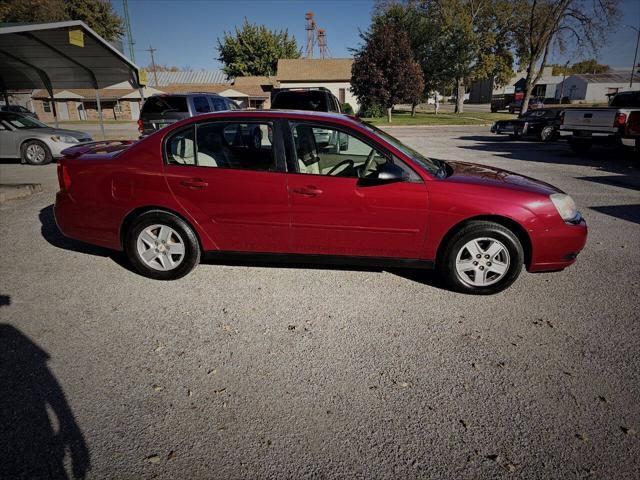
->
180, 178, 208, 189
291, 186, 323, 197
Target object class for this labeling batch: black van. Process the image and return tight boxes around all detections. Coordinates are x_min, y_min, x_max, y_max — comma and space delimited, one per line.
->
138, 93, 238, 136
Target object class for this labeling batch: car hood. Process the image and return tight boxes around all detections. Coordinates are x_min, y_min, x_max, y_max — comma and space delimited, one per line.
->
29, 127, 92, 139
441, 160, 562, 196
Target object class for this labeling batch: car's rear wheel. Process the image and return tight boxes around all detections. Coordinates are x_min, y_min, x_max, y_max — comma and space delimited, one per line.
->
509, 132, 521, 140
125, 211, 200, 280
539, 125, 555, 142
439, 221, 524, 294
21, 140, 52, 165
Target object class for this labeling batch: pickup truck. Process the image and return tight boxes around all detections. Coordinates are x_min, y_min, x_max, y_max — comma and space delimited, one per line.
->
559, 91, 640, 153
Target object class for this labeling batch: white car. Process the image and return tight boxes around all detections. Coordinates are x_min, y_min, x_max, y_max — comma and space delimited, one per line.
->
0, 112, 92, 165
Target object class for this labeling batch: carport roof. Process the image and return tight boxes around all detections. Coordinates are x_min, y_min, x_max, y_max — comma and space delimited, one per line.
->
0, 20, 143, 91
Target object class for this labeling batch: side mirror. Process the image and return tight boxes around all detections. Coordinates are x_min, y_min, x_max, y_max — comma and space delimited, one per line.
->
357, 162, 406, 186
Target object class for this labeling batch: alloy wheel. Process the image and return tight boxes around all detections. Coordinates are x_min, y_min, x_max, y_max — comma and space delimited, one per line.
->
455, 237, 510, 287
136, 224, 185, 271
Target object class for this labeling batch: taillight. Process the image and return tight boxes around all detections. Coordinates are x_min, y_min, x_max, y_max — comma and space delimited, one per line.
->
614, 112, 627, 127
137, 119, 143, 133
57, 163, 71, 192
559, 110, 565, 125
627, 112, 640, 135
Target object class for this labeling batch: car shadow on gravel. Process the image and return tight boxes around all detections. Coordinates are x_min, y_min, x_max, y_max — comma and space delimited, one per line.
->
456, 135, 638, 172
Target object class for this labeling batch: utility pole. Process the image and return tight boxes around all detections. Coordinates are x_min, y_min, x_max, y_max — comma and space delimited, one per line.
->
627, 25, 640, 88
122, 0, 135, 62
146, 45, 158, 86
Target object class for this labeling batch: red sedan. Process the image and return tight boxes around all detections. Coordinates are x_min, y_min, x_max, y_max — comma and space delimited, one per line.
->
55, 111, 587, 294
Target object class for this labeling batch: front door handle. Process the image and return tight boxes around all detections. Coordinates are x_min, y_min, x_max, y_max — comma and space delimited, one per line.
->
180, 178, 208, 190
291, 186, 323, 197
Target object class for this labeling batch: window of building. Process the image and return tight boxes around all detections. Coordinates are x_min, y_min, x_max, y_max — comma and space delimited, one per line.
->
114, 101, 123, 114
43, 100, 51, 113
338, 88, 346, 104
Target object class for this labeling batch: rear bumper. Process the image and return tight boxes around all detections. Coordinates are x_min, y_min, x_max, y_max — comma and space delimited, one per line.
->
528, 218, 588, 273
54, 191, 121, 250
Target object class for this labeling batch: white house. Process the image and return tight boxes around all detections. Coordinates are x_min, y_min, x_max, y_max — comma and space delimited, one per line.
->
555, 71, 637, 102
276, 58, 358, 111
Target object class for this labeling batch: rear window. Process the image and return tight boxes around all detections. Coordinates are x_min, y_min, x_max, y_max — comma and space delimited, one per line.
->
610, 92, 640, 108
141, 96, 188, 114
272, 91, 329, 112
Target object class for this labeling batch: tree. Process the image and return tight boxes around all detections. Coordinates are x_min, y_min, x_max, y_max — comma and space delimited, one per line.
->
217, 19, 300, 77
373, 0, 519, 113
351, 23, 425, 122
147, 64, 194, 72
0, 0, 124, 40
514, 0, 619, 113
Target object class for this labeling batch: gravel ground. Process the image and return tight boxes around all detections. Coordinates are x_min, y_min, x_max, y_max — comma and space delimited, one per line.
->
1, 126, 638, 479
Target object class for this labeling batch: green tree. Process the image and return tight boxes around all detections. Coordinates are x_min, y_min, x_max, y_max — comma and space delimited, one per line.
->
551, 59, 611, 75
0, 0, 124, 40
513, 0, 619, 113
373, 0, 518, 113
217, 19, 300, 77
351, 23, 425, 122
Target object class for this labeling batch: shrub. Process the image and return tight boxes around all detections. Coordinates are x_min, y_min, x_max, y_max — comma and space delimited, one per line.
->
342, 102, 354, 115
360, 104, 385, 118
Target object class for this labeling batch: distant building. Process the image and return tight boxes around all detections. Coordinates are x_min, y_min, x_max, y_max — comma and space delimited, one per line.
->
555, 71, 636, 102
469, 67, 564, 103
30, 71, 277, 121
276, 58, 358, 111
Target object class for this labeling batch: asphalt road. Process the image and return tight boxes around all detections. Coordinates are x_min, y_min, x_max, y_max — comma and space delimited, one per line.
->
1, 127, 638, 479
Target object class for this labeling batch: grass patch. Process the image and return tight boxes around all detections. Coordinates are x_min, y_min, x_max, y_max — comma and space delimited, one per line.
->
364, 111, 516, 126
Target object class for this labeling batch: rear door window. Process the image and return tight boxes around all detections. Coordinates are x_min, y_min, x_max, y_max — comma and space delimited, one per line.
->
141, 96, 188, 114
193, 96, 211, 113
211, 97, 229, 111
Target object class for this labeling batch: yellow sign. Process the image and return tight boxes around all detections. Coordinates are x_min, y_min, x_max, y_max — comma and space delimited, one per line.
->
68, 28, 84, 47
138, 69, 148, 86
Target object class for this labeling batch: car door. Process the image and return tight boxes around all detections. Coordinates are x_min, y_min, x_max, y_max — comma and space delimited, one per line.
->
284, 121, 429, 259
0, 120, 19, 158
163, 118, 290, 253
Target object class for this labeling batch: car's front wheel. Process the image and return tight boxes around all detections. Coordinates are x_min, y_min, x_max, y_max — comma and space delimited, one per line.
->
21, 140, 52, 165
539, 125, 556, 142
439, 221, 524, 294
125, 211, 200, 280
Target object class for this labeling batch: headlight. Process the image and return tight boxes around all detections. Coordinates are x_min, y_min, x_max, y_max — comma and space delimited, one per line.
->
550, 193, 579, 222
51, 135, 80, 143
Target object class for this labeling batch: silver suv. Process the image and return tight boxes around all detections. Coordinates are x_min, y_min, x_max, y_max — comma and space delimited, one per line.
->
138, 93, 239, 136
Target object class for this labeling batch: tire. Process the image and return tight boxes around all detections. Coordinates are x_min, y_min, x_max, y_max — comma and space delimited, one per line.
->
539, 126, 555, 142
509, 133, 521, 140
439, 221, 524, 295
21, 140, 52, 165
124, 211, 200, 280
569, 138, 592, 154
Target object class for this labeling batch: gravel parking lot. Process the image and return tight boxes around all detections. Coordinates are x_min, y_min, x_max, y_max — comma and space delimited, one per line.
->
1, 126, 638, 479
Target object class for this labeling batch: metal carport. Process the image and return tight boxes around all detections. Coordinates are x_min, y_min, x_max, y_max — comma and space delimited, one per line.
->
0, 20, 145, 138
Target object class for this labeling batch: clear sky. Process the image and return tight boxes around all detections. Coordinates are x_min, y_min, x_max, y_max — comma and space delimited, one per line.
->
113, 0, 640, 72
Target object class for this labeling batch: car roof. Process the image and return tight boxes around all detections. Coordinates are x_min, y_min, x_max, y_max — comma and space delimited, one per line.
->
186, 109, 359, 124
149, 92, 227, 98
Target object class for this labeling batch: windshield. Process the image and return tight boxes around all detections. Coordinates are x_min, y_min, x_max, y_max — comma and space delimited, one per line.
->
0, 113, 48, 129
361, 122, 444, 177
141, 96, 188, 114
610, 92, 640, 108
272, 91, 328, 111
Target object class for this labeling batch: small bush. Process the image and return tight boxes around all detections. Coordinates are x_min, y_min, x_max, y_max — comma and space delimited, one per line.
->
360, 104, 385, 118
342, 103, 354, 115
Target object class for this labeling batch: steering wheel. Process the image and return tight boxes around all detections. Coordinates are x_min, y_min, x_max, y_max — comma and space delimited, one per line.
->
327, 159, 354, 176
359, 149, 377, 178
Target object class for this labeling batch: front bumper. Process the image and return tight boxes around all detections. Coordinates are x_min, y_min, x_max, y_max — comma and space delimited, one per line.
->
528, 217, 588, 272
